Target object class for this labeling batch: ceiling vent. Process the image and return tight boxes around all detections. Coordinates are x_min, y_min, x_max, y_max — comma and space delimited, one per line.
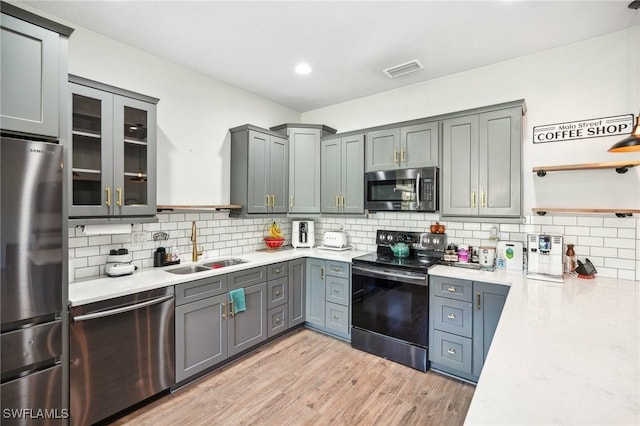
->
383, 59, 424, 78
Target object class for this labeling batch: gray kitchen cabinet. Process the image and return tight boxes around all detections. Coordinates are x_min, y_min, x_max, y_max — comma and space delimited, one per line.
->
267, 277, 288, 309
288, 259, 306, 327
267, 305, 288, 338
175, 293, 228, 383
366, 122, 438, 172
227, 282, 268, 357
68, 76, 158, 218
0, 6, 73, 137
429, 276, 509, 382
471, 281, 509, 378
270, 124, 337, 214
320, 134, 365, 214
305, 258, 351, 340
442, 105, 522, 218
230, 125, 288, 215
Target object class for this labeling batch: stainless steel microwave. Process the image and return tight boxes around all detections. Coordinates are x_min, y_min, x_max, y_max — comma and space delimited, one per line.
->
365, 167, 438, 212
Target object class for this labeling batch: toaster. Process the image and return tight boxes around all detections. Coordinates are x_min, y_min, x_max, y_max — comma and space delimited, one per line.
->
323, 230, 348, 248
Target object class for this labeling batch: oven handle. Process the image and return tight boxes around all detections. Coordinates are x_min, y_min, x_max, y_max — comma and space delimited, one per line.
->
352, 265, 427, 286
71, 294, 174, 322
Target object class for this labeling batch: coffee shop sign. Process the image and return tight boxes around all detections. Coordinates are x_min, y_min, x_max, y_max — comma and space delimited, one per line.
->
533, 114, 634, 144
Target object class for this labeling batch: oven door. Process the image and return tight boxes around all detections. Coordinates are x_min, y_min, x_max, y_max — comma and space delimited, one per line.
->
351, 263, 429, 347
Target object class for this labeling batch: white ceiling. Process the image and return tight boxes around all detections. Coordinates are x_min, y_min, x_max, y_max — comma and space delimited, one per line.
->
20, 0, 639, 112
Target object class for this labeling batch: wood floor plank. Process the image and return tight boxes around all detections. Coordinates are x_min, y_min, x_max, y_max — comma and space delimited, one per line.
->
111, 328, 475, 426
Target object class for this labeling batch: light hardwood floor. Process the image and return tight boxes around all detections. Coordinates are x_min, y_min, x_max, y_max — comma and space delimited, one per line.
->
112, 328, 475, 426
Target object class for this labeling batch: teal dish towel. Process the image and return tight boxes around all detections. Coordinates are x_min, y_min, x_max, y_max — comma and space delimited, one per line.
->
229, 288, 246, 314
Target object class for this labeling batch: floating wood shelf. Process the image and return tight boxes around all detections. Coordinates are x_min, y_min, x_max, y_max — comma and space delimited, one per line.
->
157, 205, 242, 212
533, 160, 640, 177
532, 208, 640, 218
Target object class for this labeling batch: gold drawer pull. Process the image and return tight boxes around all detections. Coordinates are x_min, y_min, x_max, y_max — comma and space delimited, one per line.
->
447, 313, 456, 320
333, 315, 340, 320
222, 303, 227, 319
333, 289, 340, 294
447, 348, 456, 355
447, 286, 457, 293
229, 301, 235, 317
105, 187, 111, 207
275, 317, 281, 324
275, 291, 281, 296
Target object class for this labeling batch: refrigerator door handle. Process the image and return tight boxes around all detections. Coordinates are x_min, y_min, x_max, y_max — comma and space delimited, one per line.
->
71, 295, 174, 321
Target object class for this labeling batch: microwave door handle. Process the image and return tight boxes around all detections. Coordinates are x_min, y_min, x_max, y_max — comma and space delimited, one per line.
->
415, 173, 420, 205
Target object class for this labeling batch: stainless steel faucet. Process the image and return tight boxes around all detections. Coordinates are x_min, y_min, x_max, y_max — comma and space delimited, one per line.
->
191, 221, 203, 261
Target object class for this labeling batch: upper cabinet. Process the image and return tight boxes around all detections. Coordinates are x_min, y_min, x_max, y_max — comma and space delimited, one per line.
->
270, 124, 337, 214
441, 104, 523, 218
366, 121, 438, 172
321, 134, 365, 214
230, 125, 288, 215
0, 4, 73, 138
68, 76, 158, 218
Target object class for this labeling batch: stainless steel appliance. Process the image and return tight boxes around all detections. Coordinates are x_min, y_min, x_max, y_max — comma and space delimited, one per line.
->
292, 220, 314, 248
1, 137, 64, 424
70, 287, 175, 425
526, 234, 564, 283
365, 167, 438, 212
351, 230, 446, 371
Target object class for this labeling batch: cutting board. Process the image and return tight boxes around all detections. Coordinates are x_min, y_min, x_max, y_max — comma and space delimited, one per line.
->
497, 241, 523, 271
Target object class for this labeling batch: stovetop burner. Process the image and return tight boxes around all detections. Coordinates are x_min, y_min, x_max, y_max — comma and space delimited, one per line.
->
352, 230, 447, 273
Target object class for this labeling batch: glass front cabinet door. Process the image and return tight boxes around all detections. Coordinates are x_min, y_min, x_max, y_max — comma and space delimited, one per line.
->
69, 78, 157, 217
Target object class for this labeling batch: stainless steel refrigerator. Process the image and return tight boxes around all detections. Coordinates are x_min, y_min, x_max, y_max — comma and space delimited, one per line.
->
1, 136, 64, 424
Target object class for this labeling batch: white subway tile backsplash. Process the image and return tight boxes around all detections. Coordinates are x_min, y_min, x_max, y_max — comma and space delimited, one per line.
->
68, 212, 638, 282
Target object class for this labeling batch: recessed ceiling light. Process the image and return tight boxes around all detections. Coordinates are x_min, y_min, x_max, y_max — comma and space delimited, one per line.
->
295, 62, 312, 75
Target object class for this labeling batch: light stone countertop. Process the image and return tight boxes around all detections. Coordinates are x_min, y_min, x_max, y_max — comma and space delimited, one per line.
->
428, 265, 640, 426
68, 247, 368, 306
70, 253, 640, 425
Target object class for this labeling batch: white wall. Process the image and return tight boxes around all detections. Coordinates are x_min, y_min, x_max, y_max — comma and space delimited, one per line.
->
302, 27, 640, 214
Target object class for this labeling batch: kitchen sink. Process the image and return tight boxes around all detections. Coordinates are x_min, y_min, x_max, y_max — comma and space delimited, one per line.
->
166, 265, 212, 274
203, 258, 248, 269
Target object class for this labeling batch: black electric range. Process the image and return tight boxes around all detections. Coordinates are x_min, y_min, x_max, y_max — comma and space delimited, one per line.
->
350, 230, 447, 372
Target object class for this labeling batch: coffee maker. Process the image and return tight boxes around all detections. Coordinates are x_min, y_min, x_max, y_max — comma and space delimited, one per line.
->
526, 234, 564, 282
292, 221, 315, 248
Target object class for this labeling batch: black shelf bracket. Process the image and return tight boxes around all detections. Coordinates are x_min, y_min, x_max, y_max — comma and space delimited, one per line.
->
536, 170, 547, 177
615, 165, 632, 174
536, 211, 547, 216
615, 212, 633, 218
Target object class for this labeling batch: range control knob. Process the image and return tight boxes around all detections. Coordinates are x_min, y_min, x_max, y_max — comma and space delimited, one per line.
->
386, 234, 394, 243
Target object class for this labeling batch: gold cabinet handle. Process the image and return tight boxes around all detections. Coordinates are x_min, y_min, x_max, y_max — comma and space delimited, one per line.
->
476, 293, 481, 310
481, 191, 486, 208
105, 187, 111, 207
447, 348, 456, 355
341, 195, 345, 207
472, 191, 476, 208
275, 290, 281, 296
333, 288, 340, 294
222, 303, 227, 319
266, 195, 270, 207
447, 313, 456, 319
333, 315, 340, 320
401, 148, 406, 163
271, 195, 276, 207
393, 149, 398, 164
275, 317, 281, 324
335, 195, 339, 207
321, 267, 325, 280
290, 196, 294, 208
116, 187, 122, 207
229, 300, 235, 317
447, 286, 457, 293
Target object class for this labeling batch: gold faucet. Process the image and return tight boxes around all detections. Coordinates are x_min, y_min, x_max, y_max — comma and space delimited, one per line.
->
191, 221, 203, 261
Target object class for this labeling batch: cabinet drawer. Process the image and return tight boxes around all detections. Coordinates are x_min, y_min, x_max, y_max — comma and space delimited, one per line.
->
326, 261, 349, 279
325, 276, 349, 306
431, 330, 472, 374
431, 276, 472, 302
267, 305, 288, 338
228, 266, 267, 290
267, 277, 288, 309
432, 296, 472, 338
325, 302, 349, 336
176, 275, 228, 306
267, 262, 288, 281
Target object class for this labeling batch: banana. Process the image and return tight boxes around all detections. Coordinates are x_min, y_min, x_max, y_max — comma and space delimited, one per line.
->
269, 221, 283, 238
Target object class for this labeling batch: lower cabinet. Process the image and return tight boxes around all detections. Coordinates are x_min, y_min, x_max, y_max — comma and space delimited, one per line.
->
429, 276, 509, 382
305, 258, 351, 340
227, 282, 268, 357
288, 258, 306, 327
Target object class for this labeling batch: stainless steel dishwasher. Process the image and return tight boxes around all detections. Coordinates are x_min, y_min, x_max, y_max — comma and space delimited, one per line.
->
69, 287, 175, 425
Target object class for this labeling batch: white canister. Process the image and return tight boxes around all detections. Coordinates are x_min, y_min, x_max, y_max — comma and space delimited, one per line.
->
479, 246, 496, 268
